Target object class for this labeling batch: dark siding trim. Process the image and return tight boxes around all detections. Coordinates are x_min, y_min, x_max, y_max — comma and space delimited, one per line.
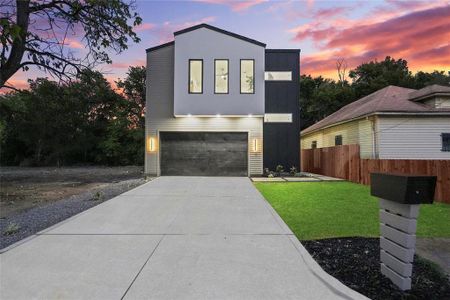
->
264, 51, 301, 171
145, 41, 175, 53
265, 49, 300, 53
174, 23, 266, 47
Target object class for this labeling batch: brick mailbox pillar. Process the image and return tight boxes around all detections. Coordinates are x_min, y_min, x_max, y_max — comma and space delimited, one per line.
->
370, 173, 436, 291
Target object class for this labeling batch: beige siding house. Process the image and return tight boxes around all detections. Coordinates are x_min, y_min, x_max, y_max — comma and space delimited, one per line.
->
301, 85, 450, 159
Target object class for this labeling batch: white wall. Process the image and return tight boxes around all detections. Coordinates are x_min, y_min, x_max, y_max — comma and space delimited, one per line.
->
174, 27, 265, 116
145, 44, 263, 176
377, 116, 450, 159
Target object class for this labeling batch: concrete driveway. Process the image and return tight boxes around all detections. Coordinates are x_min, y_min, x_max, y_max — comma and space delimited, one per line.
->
1, 177, 366, 299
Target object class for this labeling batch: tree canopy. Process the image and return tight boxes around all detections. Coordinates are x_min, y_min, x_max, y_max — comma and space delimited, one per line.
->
0, 66, 145, 166
300, 56, 450, 130
0, 0, 141, 89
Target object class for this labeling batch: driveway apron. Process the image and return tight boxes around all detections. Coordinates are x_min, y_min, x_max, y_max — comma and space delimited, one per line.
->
0, 177, 366, 299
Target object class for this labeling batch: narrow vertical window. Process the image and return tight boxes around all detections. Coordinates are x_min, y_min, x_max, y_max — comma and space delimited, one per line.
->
335, 135, 343, 146
215, 59, 228, 94
442, 133, 450, 151
240, 59, 254, 94
189, 59, 203, 94
311, 141, 317, 149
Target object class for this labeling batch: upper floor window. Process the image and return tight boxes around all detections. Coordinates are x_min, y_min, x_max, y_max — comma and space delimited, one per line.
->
189, 59, 203, 94
311, 141, 317, 149
335, 135, 343, 146
240, 59, 254, 94
265, 71, 292, 81
442, 133, 450, 151
215, 59, 229, 94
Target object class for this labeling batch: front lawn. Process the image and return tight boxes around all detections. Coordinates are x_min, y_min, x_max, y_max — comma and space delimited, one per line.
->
254, 181, 450, 240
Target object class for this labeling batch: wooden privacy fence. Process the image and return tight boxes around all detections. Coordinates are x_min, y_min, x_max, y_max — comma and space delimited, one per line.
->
301, 144, 450, 203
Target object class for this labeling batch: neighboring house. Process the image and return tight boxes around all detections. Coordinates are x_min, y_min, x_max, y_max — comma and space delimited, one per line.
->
301, 85, 450, 159
145, 24, 300, 176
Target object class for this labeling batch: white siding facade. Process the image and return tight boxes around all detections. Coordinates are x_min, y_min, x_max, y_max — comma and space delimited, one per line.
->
174, 27, 265, 116
377, 116, 450, 159
145, 45, 263, 176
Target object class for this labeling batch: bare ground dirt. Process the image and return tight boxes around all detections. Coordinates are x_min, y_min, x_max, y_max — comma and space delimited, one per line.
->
0, 166, 143, 218
0, 166, 146, 249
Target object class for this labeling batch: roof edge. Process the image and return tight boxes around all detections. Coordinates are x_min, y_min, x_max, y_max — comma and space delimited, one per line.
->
266, 49, 300, 53
145, 41, 174, 53
410, 91, 450, 102
173, 23, 266, 47
301, 111, 450, 136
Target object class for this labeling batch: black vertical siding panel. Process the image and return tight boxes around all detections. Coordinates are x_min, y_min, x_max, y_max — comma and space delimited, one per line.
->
264, 50, 301, 171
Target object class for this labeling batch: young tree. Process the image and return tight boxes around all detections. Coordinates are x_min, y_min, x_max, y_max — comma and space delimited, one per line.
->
0, 0, 142, 89
116, 66, 146, 129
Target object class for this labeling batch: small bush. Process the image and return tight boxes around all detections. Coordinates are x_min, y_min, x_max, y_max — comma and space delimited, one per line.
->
290, 166, 297, 175
275, 164, 284, 173
3, 223, 20, 236
92, 191, 104, 201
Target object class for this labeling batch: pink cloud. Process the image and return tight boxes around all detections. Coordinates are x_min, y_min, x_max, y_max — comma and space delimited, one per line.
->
291, 3, 450, 78
313, 7, 349, 19
134, 23, 156, 32
0, 78, 29, 93
110, 59, 145, 69
151, 16, 216, 44
196, 0, 267, 12
64, 38, 83, 49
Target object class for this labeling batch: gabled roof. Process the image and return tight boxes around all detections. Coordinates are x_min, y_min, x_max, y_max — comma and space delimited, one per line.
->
145, 24, 266, 53
409, 84, 450, 102
302, 85, 450, 135
145, 41, 174, 53
174, 23, 266, 47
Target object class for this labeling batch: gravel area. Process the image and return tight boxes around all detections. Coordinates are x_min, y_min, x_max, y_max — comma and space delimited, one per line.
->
303, 237, 450, 300
0, 178, 147, 250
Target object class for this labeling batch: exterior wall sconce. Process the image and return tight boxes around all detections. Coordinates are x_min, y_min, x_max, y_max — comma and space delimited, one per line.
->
146, 136, 158, 153
251, 138, 260, 153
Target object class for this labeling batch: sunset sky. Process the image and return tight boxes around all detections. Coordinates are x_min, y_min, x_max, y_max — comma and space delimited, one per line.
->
5, 0, 450, 91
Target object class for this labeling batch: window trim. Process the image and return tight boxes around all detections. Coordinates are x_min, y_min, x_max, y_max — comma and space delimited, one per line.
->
240, 59, 255, 94
188, 59, 203, 94
264, 71, 292, 81
441, 133, 450, 152
214, 59, 229, 94
335, 135, 343, 146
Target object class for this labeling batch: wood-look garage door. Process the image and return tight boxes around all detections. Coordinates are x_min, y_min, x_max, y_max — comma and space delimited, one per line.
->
160, 132, 248, 176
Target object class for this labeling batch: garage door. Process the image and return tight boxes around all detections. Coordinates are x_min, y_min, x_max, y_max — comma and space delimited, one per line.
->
160, 132, 248, 176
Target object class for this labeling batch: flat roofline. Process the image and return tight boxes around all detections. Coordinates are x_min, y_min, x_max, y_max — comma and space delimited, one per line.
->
145, 41, 174, 53
174, 114, 264, 118
266, 49, 301, 53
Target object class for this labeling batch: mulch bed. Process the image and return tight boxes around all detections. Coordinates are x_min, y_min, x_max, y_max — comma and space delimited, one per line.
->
302, 237, 450, 300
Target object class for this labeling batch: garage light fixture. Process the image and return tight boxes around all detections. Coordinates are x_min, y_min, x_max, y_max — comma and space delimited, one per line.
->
248, 114, 252, 118
188, 114, 192, 117
216, 114, 221, 118
146, 136, 157, 153
251, 138, 259, 153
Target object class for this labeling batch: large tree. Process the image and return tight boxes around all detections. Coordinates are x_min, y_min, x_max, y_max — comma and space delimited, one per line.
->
0, 0, 142, 89
349, 56, 413, 97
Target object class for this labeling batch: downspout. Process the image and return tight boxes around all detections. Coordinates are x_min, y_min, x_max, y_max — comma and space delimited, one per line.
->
370, 116, 378, 159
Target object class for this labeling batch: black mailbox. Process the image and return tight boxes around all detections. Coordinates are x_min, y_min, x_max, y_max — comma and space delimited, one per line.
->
370, 173, 436, 204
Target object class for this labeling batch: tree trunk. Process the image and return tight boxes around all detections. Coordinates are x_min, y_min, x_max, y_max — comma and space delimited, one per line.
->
0, 0, 30, 87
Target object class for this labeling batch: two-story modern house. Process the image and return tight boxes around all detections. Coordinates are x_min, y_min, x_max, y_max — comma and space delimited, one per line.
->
145, 24, 300, 176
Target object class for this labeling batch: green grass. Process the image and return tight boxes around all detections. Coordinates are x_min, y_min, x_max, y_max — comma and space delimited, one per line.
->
255, 181, 450, 240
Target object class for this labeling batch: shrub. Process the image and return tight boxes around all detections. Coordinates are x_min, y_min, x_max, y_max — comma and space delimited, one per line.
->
3, 222, 20, 236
